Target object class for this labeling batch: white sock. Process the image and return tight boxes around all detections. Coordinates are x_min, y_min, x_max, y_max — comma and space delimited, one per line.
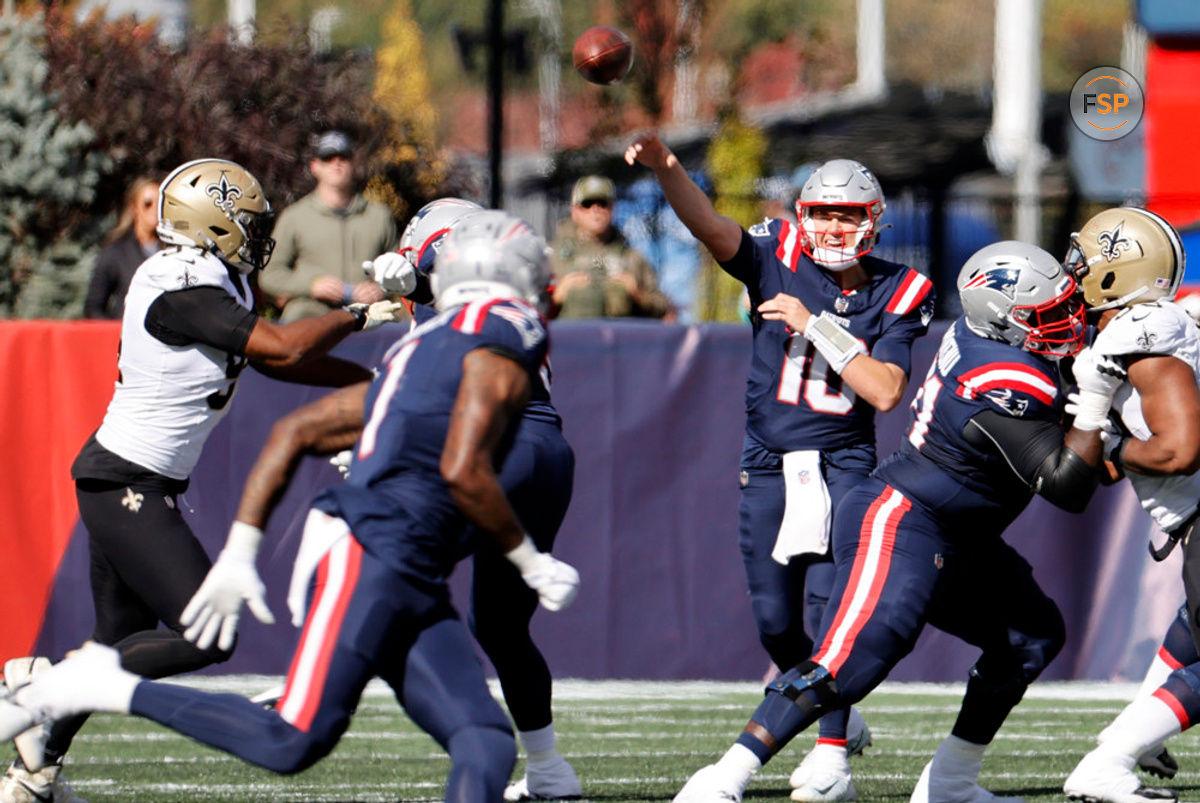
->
1097, 696, 1183, 759
518, 723, 558, 764
1134, 653, 1176, 701
715, 743, 762, 788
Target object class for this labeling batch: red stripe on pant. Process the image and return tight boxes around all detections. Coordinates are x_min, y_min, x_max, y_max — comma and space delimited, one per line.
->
813, 486, 909, 676
277, 537, 364, 732
1152, 687, 1192, 730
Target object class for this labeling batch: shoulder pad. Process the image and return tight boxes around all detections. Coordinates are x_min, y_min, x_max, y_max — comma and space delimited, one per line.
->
1096, 302, 1191, 357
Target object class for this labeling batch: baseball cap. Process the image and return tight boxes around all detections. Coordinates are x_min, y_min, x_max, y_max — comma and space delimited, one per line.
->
314, 130, 354, 159
571, 175, 616, 206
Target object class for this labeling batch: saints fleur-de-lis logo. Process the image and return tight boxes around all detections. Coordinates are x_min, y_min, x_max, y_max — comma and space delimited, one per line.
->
1137, 327, 1158, 350
206, 173, 243, 214
1097, 221, 1132, 262
121, 487, 144, 513
177, 266, 197, 288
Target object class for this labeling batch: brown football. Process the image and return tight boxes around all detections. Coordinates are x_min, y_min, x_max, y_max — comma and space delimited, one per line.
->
573, 26, 634, 85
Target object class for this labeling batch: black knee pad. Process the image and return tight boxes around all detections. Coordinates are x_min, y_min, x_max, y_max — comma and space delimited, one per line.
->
765, 660, 839, 716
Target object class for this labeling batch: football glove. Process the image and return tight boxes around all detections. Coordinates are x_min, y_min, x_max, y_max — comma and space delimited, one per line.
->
1069, 346, 1125, 431
364, 253, 418, 296
330, 449, 353, 479
181, 521, 274, 651
505, 536, 580, 612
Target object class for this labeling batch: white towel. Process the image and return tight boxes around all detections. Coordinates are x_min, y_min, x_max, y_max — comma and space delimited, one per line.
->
287, 509, 350, 627
771, 450, 832, 564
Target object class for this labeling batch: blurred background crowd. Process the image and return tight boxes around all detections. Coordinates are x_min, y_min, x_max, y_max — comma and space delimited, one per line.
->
0, 0, 1196, 325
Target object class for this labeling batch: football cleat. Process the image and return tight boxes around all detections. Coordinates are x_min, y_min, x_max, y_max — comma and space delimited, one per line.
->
503, 754, 582, 801
13, 643, 136, 722
846, 707, 872, 757
0, 760, 87, 803
909, 759, 1024, 803
1064, 748, 1177, 803
790, 743, 857, 802
1137, 747, 1178, 780
4, 658, 51, 772
673, 764, 745, 803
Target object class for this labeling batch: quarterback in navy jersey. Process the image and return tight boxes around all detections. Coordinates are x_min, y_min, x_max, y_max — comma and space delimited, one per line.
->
628, 136, 931, 799
670, 241, 1107, 803
366, 200, 580, 799
0, 212, 581, 803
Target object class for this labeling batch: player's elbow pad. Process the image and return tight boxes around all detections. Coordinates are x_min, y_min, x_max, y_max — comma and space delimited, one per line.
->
1033, 446, 1098, 513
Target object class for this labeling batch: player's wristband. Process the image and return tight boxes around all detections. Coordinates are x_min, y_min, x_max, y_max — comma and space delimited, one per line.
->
505, 535, 541, 575
804, 311, 867, 374
1107, 436, 1129, 471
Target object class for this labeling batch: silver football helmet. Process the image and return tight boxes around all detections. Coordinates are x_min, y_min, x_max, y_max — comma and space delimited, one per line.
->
399, 197, 484, 273
796, 159, 886, 270
156, 159, 275, 273
959, 240, 1085, 358
1064, 206, 1185, 312
432, 211, 552, 310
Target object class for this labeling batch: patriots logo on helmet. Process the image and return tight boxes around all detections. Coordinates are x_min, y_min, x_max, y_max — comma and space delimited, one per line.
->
206, 173, 244, 214
1097, 222, 1132, 262
963, 267, 1020, 300
984, 387, 1029, 416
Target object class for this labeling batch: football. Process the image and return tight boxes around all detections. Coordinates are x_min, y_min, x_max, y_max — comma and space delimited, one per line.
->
573, 26, 634, 85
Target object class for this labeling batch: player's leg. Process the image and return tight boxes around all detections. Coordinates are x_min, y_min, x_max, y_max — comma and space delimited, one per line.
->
677, 482, 937, 802
468, 423, 579, 800
916, 538, 1065, 803
382, 614, 517, 802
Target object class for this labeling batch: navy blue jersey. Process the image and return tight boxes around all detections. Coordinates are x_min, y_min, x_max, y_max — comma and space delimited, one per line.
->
875, 318, 1065, 536
721, 220, 934, 452
314, 298, 548, 581
412, 301, 560, 427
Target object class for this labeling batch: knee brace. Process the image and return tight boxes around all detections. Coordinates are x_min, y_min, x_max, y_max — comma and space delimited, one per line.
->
766, 660, 840, 716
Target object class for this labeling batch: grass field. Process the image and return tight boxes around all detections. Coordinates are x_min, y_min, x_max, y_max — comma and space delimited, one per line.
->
46, 676, 1200, 802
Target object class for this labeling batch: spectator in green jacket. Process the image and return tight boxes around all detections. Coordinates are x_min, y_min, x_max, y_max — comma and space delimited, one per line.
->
259, 131, 400, 321
550, 175, 673, 320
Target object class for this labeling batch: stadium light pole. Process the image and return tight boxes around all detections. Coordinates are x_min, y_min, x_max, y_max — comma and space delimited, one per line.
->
487, 0, 505, 209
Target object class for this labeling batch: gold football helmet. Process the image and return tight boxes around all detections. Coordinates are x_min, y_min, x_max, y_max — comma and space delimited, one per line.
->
156, 158, 276, 272
1065, 206, 1185, 312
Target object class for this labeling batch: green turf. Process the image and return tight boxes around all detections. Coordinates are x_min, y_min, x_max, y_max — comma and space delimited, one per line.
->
38, 678, 1200, 801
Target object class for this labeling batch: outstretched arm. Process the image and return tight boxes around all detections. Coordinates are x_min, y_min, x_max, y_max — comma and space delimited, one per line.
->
625, 133, 743, 261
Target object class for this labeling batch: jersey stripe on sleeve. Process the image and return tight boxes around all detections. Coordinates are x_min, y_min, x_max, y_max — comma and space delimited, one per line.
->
955, 362, 1057, 405
774, 220, 803, 273
885, 269, 933, 315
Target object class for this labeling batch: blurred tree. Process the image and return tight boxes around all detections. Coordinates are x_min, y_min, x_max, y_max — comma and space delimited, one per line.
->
0, 13, 109, 319
700, 108, 767, 322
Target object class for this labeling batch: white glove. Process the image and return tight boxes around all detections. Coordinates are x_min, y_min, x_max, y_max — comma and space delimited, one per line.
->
364, 253, 417, 296
346, 300, 407, 330
180, 522, 275, 651
1069, 346, 1125, 431
330, 449, 353, 479
505, 536, 580, 612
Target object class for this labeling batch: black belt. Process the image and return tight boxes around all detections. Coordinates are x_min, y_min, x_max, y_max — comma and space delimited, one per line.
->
1150, 505, 1200, 562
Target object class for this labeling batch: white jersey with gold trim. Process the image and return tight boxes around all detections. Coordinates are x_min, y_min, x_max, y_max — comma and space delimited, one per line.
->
1097, 300, 1200, 530
95, 247, 252, 480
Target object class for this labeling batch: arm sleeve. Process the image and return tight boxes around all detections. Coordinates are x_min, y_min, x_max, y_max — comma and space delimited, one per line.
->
963, 409, 1099, 512
715, 229, 758, 287
407, 270, 434, 305
145, 286, 258, 355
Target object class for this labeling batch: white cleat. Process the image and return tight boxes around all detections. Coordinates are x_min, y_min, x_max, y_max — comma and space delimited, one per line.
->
846, 707, 872, 757
673, 764, 745, 803
4, 658, 52, 772
13, 643, 136, 722
790, 743, 858, 802
1064, 748, 1177, 803
909, 759, 1024, 803
0, 699, 36, 746
0, 761, 87, 803
503, 755, 582, 801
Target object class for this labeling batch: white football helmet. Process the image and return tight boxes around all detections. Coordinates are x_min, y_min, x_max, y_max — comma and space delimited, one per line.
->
399, 197, 484, 273
959, 240, 1085, 359
796, 159, 886, 270
432, 211, 552, 310
1064, 206, 1185, 312
156, 159, 275, 273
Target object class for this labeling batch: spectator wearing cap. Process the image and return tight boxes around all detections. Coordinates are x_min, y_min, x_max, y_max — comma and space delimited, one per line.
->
258, 130, 400, 321
550, 175, 673, 320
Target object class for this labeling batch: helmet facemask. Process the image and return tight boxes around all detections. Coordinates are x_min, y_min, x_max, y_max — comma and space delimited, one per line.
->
797, 203, 880, 271
795, 159, 886, 271
1010, 274, 1086, 358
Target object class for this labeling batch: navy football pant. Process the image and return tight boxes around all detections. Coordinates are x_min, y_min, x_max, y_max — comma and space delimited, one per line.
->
737, 438, 875, 742
131, 535, 514, 801
739, 480, 1064, 760
46, 481, 234, 762
469, 418, 574, 733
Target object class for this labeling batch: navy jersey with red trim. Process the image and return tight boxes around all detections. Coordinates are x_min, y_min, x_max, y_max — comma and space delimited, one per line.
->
721, 220, 934, 452
875, 318, 1064, 535
312, 298, 548, 581
412, 301, 560, 427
